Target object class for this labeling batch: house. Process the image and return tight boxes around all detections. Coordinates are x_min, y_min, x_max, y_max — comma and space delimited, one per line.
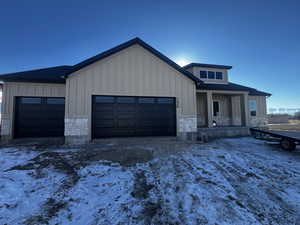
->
0, 37, 271, 144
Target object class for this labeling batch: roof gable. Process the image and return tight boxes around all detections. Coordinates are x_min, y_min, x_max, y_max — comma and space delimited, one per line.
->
65, 37, 202, 84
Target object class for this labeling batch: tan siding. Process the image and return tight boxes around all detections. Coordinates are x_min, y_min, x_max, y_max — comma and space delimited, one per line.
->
196, 93, 207, 126
1, 82, 65, 137
66, 44, 197, 138
231, 96, 242, 125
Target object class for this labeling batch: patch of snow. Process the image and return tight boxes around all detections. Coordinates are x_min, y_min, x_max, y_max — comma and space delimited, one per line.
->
1, 137, 300, 224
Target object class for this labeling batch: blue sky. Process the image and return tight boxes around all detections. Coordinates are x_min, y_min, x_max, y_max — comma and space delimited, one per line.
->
0, 0, 299, 111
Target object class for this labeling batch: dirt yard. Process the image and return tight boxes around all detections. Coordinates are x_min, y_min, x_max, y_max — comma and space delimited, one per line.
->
1, 138, 300, 225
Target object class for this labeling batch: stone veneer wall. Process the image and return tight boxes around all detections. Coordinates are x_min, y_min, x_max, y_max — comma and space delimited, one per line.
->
178, 116, 197, 141
64, 118, 89, 145
197, 116, 206, 127
249, 116, 268, 127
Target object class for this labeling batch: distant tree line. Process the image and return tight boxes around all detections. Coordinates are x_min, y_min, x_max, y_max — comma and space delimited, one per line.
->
267, 112, 300, 124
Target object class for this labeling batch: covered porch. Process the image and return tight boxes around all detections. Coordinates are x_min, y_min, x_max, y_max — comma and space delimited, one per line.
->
196, 90, 250, 128
196, 90, 250, 140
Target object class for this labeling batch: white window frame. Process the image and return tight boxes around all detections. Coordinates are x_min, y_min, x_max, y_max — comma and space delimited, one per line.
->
199, 70, 223, 81
216, 71, 223, 80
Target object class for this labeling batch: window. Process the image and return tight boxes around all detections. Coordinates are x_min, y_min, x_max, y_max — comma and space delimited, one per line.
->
117, 97, 135, 103
216, 72, 223, 80
200, 71, 207, 79
157, 98, 174, 104
21, 97, 41, 104
138, 97, 155, 103
249, 100, 257, 116
213, 101, 220, 117
208, 71, 215, 79
95, 96, 115, 103
47, 98, 65, 104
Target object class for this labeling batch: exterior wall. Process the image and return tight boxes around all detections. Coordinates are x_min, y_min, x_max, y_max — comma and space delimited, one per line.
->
65, 44, 197, 143
1, 82, 65, 140
248, 95, 267, 127
196, 93, 207, 127
231, 96, 242, 126
189, 66, 229, 84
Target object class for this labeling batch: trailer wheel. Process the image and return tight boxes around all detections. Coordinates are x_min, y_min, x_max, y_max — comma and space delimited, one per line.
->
280, 139, 296, 151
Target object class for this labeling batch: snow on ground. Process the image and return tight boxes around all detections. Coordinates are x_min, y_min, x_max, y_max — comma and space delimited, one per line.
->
1, 138, 300, 225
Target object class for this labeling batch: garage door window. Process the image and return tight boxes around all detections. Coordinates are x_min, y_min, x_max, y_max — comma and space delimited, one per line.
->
117, 97, 135, 103
21, 97, 41, 104
47, 98, 65, 104
95, 96, 115, 103
157, 98, 174, 104
138, 98, 155, 103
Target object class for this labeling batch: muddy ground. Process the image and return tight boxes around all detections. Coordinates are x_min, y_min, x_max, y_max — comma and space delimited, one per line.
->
1, 137, 300, 225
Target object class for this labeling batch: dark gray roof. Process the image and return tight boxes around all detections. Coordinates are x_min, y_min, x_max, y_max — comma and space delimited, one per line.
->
0, 66, 72, 83
183, 63, 232, 70
197, 82, 271, 96
65, 37, 202, 84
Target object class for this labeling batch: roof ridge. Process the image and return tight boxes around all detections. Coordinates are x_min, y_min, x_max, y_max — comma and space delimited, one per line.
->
183, 63, 232, 70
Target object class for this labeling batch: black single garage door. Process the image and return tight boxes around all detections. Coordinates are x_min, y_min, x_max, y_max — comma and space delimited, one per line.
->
14, 97, 65, 138
92, 96, 176, 138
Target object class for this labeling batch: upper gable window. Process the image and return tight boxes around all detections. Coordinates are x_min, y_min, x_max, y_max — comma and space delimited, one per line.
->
208, 71, 215, 79
216, 72, 223, 80
200, 71, 207, 79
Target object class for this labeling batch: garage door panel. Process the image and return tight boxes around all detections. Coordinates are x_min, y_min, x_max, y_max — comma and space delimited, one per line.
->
15, 97, 65, 138
93, 119, 114, 128
117, 120, 135, 128
92, 112, 115, 120
92, 96, 176, 138
93, 104, 114, 112
93, 128, 135, 137
116, 106, 136, 113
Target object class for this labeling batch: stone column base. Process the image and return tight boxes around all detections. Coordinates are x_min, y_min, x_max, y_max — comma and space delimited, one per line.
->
65, 135, 89, 145
1, 135, 13, 144
178, 116, 197, 141
177, 132, 198, 141
64, 118, 89, 145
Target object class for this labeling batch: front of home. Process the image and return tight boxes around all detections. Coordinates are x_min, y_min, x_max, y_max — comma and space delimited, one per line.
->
0, 38, 270, 144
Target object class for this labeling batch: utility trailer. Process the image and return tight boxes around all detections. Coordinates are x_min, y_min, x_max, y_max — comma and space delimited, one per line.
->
250, 128, 300, 151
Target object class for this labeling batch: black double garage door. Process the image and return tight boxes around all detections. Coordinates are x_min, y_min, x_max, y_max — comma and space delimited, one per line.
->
14, 96, 176, 139
14, 97, 65, 138
92, 96, 176, 138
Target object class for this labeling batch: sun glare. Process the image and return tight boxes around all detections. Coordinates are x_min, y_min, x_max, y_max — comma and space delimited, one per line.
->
176, 59, 189, 67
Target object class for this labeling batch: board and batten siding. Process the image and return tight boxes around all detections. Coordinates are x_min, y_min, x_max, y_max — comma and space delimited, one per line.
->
1, 82, 65, 138
65, 44, 197, 140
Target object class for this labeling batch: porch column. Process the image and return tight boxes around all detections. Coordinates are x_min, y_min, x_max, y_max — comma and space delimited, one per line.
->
206, 91, 213, 127
240, 93, 249, 126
